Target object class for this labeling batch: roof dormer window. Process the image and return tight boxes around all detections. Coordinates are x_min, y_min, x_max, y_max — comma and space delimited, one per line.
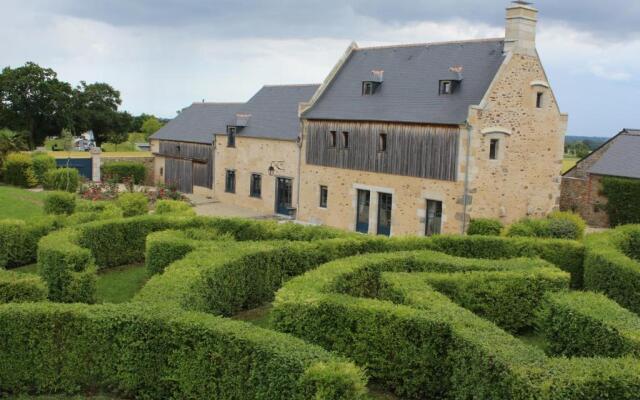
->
362, 81, 380, 96
439, 80, 457, 95
227, 126, 237, 148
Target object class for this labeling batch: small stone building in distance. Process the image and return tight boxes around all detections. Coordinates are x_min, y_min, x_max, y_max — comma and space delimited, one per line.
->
297, 1, 567, 235
561, 129, 640, 227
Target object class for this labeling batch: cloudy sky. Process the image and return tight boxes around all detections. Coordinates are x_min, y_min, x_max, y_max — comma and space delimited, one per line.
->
2, 0, 639, 137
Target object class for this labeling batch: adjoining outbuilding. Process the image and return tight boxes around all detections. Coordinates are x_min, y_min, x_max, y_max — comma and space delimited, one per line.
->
561, 129, 640, 227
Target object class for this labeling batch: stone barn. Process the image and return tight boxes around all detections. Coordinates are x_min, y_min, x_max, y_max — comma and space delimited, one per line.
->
561, 129, 640, 227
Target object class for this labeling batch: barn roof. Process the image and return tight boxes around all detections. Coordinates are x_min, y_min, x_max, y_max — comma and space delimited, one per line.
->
150, 84, 319, 144
235, 84, 320, 141
303, 39, 506, 125
150, 103, 242, 144
589, 129, 640, 179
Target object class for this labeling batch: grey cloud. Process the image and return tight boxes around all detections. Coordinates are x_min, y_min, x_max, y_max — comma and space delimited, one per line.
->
32, 0, 640, 39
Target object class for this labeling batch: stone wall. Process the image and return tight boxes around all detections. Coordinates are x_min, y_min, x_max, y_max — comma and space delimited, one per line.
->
214, 135, 300, 215
466, 52, 567, 225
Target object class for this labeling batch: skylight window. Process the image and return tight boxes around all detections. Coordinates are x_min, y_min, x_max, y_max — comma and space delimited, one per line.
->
440, 80, 453, 95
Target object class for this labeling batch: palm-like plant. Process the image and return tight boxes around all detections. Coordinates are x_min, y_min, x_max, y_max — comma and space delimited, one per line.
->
0, 128, 28, 173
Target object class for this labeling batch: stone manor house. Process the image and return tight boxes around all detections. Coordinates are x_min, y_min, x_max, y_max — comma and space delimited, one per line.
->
150, 1, 567, 236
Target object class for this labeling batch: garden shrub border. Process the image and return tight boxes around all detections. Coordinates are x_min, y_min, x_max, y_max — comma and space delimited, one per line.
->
2, 215, 589, 399
0, 302, 366, 399
538, 291, 640, 357
271, 251, 640, 399
0, 269, 47, 303
584, 225, 640, 314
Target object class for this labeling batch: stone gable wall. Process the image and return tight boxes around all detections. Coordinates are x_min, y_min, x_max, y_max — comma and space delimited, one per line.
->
467, 53, 567, 225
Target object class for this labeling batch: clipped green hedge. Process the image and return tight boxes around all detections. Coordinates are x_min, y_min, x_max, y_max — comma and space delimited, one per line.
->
43, 168, 80, 193
31, 153, 56, 185
102, 161, 147, 184
0, 270, 47, 303
272, 251, 558, 398
154, 199, 195, 216
584, 225, 640, 314
538, 291, 640, 357
0, 302, 367, 399
0, 218, 60, 269
601, 176, 640, 226
506, 212, 586, 240
37, 229, 96, 303
467, 218, 503, 236
2, 153, 37, 188
116, 192, 149, 217
43, 191, 76, 215
272, 251, 640, 399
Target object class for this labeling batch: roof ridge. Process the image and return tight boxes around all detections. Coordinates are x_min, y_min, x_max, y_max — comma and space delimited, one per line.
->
357, 37, 505, 51
190, 102, 244, 106
261, 83, 321, 88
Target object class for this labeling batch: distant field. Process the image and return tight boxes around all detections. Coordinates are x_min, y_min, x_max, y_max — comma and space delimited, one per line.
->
0, 185, 45, 220
562, 157, 579, 173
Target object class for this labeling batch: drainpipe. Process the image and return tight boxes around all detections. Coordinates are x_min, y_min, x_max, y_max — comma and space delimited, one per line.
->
461, 122, 473, 234
295, 123, 304, 218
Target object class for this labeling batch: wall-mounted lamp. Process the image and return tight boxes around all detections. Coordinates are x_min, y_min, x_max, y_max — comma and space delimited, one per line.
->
268, 161, 285, 176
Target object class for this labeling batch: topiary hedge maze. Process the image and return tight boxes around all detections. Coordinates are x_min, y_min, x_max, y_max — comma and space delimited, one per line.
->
2, 215, 640, 399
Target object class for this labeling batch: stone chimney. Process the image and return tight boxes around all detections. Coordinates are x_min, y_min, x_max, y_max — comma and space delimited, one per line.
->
504, 1, 538, 56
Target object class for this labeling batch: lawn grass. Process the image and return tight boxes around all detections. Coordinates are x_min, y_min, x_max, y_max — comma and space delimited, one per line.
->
95, 263, 149, 303
13, 263, 149, 304
562, 157, 579, 173
0, 185, 45, 220
232, 303, 273, 328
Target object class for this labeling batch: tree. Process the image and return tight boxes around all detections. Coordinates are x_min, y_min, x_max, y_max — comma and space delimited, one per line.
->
141, 116, 163, 140
105, 130, 129, 151
0, 62, 74, 146
72, 81, 126, 144
566, 141, 591, 158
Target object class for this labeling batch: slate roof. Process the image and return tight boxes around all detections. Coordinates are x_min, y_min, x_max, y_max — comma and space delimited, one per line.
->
303, 39, 506, 125
589, 129, 640, 179
150, 102, 243, 144
234, 84, 320, 141
150, 84, 319, 144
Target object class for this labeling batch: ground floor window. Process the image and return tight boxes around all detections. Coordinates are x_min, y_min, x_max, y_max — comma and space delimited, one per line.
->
319, 185, 328, 208
425, 199, 443, 236
250, 173, 261, 198
377, 192, 392, 236
225, 170, 236, 193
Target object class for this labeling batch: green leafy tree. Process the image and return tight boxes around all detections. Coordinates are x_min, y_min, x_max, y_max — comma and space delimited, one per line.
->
72, 82, 129, 144
105, 129, 129, 151
0, 62, 74, 146
141, 116, 163, 140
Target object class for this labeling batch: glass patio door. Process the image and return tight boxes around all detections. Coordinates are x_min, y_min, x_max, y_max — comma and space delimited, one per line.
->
355, 190, 370, 234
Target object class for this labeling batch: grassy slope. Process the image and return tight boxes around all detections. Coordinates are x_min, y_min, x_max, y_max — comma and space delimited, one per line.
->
14, 263, 149, 304
0, 185, 45, 220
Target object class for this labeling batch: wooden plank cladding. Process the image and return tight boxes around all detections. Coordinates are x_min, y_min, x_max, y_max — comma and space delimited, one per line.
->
158, 140, 213, 190
158, 141, 212, 163
305, 120, 460, 181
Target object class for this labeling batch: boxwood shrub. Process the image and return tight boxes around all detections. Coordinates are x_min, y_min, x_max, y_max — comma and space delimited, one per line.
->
102, 161, 147, 184
116, 192, 149, 217
31, 153, 56, 185
43, 168, 80, 192
537, 291, 640, 357
2, 153, 37, 187
0, 218, 60, 269
43, 191, 76, 215
0, 270, 47, 303
584, 225, 640, 314
467, 218, 503, 236
0, 302, 367, 399
154, 199, 195, 216
272, 251, 640, 399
